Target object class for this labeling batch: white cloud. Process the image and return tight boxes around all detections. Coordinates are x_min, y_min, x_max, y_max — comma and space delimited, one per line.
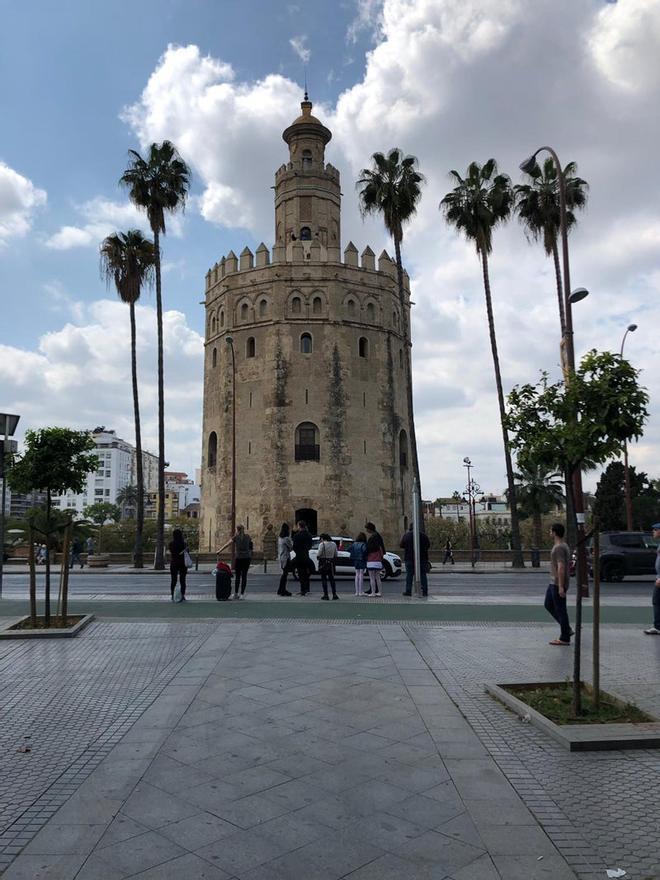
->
0, 161, 47, 244
1, 300, 203, 476
589, 0, 660, 92
45, 195, 184, 250
347, 0, 385, 44
120, 2, 660, 498
289, 35, 311, 64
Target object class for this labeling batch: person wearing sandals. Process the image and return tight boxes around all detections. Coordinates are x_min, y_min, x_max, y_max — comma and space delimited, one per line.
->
546, 523, 572, 645
364, 522, 385, 597
350, 532, 368, 596
317, 533, 339, 600
277, 523, 293, 597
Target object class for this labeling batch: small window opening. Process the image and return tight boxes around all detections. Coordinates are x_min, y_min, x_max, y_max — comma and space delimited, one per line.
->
292, 296, 301, 315
366, 303, 375, 322
302, 150, 312, 170
399, 349, 403, 368
248, 441, 252, 455
359, 337, 369, 358
347, 299, 356, 316
305, 389, 309, 405
249, 391, 253, 407
312, 296, 322, 314
300, 227, 312, 241
240, 303, 249, 321
220, 309, 225, 327
246, 337, 256, 358
363, 440, 367, 454
300, 332, 313, 354
207, 432, 217, 469
259, 299, 268, 318
212, 347, 217, 368
363, 391, 366, 408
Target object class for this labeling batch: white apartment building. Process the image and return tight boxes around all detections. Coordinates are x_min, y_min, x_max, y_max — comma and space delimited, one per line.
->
54, 428, 158, 516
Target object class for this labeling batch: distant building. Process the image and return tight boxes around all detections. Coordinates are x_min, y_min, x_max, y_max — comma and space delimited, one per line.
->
9, 489, 47, 518
53, 428, 158, 516
181, 502, 200, 519
439, 494, 512, 531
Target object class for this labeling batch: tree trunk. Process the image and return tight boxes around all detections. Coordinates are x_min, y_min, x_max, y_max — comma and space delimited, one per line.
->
393, 235, 423, 525
44, 488, 51, 625
28, 525, 37, 626
567, 469, 583, 715
480, 251, 524, 568
153, 228, 165, 570
532, 510, 542, 549
60, 520, 72, 626
130, 301, 144, 568
551, 241, 566, 337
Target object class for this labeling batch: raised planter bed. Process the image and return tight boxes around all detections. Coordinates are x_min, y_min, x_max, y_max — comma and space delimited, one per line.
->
0, 614, 95, 639
87, 554, 109, 568
486, 681, 660, 751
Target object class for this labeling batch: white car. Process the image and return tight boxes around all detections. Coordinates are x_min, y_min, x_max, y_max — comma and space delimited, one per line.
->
292, 536, 402, 580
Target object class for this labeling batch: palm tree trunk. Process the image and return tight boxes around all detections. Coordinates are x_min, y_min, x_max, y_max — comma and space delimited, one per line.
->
480, 251, 524, 568
393, 236, 422, 522
129, 302, 144, 569
551, 242, 566, 337
532, 510, 542, 549
44, 488, 51, 625
153, 228, 165, 570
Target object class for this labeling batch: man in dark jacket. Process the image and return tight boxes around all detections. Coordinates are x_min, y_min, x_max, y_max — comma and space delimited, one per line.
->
400, 524, 430, 597
292, 520, 313, 596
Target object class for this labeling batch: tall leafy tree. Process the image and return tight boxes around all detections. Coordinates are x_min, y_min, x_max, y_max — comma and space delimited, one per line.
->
594, 461, 660, 531
120, 143, 191, 569
440, 159, 524, 567
515, 463, 564, 548
514, 159, 588, 335
7, 428, 97, 625
357, 148, 425, 512
100, 230, 155, 567
83, 502, 121, 553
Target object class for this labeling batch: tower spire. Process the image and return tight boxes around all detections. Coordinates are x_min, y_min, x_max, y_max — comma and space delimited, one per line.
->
304, 69, 308, 102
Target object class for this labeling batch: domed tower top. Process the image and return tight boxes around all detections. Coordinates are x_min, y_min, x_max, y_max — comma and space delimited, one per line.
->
275, 93, 341, 256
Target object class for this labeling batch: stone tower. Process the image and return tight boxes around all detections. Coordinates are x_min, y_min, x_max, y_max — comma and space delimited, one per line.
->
199, 96, 414, 550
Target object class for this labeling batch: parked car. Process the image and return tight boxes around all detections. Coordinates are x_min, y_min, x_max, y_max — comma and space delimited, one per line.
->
570, 531, 658, 582
291, 536, 402, 579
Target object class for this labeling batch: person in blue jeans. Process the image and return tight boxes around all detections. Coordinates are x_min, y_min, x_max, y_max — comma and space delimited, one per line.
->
399, 524, 430, 597
545, 523, 572, 645
349, 532, 368, 595
643, 522, 660, 635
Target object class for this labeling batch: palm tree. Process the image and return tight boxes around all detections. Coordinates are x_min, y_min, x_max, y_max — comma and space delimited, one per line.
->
116, 484, 139, 520
100, 230, 155, 568
515, 464, 565, 548
120, 142, 191, 569
514, 158, 588, 335
357, 149, 425, 511
440, 159, 524, 568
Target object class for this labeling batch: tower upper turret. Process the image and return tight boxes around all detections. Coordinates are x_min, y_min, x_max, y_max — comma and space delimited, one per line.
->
275, 95, 341, 260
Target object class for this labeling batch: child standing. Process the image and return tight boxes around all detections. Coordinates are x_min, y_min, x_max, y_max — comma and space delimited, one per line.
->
350, 532, 368, 596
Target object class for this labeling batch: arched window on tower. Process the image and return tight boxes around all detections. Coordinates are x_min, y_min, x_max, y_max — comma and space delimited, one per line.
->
399, 429, 408, 468
240, 302, 249, 322
300, 332, 313, 354
300, 227, 312, 241
212, 347, 217, 368
312, 296, 322, 315
302, 149, 312, 170
359, 337, 369, 358
219, 309, 225, 328
246, 337, 256, 358
210, 315, 216, 334
366, 302, 375, 323
346, 298, 356, 317
295, 422, 320, 461
291, 296, 302, 315
259, 298, 268, 318
207, 432, 217, 469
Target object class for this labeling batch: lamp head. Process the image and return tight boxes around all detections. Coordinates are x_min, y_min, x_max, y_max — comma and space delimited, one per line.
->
569, 287, 589, 304
225, 335, 234, 346
0, 413, 20, 436
519, 153, 539, 175
463, 456, 471, 465
627, 323, 638, 332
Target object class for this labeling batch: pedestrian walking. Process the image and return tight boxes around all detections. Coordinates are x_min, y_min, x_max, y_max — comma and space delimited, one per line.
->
85, 536, 94, 560
317, 533, 339, 600
70, 537, 83, 570
231, 525, 253, 599
364, 522, 385, 597
292, 520, 313, 595
36, 544, 47, 565
350, 532, 368, 595
277, 523, 293, 597
643, 522, 660, 635
442, 538, 454, 565
168, 528, 189, 601
400, 523, 430, 597
545, 523, 572, 645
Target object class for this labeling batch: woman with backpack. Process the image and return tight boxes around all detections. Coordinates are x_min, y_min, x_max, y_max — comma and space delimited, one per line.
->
317, 533, 339, 600
364, 522, 385, 597
349, 531, 368, 596
277, 523, 293, 597
168, 528, 190, 601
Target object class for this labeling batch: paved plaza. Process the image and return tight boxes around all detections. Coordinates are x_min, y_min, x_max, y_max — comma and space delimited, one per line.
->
0, 608, 659, 880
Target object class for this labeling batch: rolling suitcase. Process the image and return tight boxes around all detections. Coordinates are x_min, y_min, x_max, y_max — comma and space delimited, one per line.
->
215, 562, 232, 601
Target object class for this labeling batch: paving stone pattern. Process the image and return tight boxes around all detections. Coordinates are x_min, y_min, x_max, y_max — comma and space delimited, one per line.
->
0, 622, 217, 871
407, 623, 660, 880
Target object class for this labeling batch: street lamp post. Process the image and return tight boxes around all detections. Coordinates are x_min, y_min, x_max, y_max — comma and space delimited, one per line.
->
226, 337, 237, 540
0, 413, 20, 598
520, 146, 589, 712
620, 324, 638, 531
463, 457, 480, 568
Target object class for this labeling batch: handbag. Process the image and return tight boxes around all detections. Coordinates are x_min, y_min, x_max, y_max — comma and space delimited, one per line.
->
183, 549, 193, 568
173, 584, 183, 603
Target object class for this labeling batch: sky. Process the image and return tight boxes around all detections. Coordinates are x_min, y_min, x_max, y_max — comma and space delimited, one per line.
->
1, 0, 659, 501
